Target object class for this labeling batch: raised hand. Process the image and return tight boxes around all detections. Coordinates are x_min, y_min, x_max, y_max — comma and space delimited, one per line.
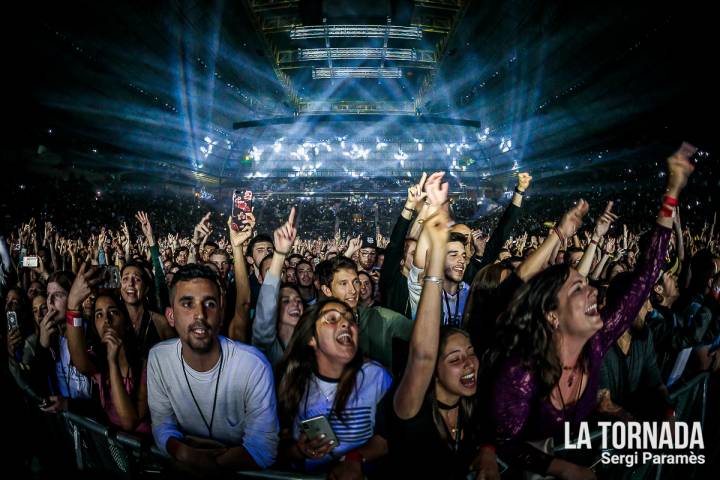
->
406, 172, 428, 212
605, 237, 617, 255
471, 229, 487, 257
558, 199, 589, 240
193, 212, 213, 243
67, 262, 105, 311
228, 212, 255, 249
593, 201, 619, 238
345, 235, 362, 258
425, 171, 449, 210
274, 207, 297, 254
666, 142, 696, 195
516, 172, 532, 192
135, 211, 156, 246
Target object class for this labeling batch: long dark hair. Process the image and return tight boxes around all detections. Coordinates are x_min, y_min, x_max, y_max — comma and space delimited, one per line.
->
276, 299, 364, 427
86, 293, 144, 393
486, 264, 571, 396
429, 327, 476, 444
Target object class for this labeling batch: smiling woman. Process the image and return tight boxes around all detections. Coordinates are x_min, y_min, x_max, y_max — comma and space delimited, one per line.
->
486, 151, 695, 479
276, 299, 392, 477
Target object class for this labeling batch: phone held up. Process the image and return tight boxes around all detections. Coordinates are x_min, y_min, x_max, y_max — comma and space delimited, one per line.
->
231, 189, 253, 231
7, 311, 19, 332
22, 256, 39, 268
97, 266, 121, 290
300, 415, 339, 447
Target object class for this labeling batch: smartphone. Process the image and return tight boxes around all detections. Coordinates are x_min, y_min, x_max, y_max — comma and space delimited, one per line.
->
22, 256, 39, 268
232, 189, 253, 230
98, 266, 120, 290
300, 415, 339, 446
7, 311, 19, 331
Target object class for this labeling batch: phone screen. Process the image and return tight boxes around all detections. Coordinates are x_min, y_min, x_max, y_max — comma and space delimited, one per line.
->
97, 266, 120, 290
7, 311, 19, 331
232, 190, 253, 230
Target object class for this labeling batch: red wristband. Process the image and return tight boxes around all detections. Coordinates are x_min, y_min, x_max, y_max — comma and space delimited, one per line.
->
663, 195, 679, 207
659, 206, 674, 218
66, 310, 83, 328
479, 444, 496, 454
552, 226, 565, 243
344, 451, 364, 463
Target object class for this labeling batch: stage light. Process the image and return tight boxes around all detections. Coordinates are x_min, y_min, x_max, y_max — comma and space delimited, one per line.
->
249, 146, 264, 161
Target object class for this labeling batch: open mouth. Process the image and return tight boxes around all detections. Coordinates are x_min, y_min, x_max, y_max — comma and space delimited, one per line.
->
336, 331, 354, 346
585, 303, 598, 316
460, 371, 476, 388
190, 325, 210, 338
288, 308, 301, 318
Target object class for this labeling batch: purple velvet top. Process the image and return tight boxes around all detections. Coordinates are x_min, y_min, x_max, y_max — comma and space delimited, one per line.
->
491, 223, 670, 473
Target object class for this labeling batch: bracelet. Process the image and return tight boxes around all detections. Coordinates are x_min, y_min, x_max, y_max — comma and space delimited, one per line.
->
663, 195, 679, 207
423, 275, 443, 286
590, 238, 599, 246
344, 451, 364, 463
403, 206, 416, 213
275, 248, 290, 255
514, 187, 525, 196
66, 310, 83, 328
552, 226, 565, 243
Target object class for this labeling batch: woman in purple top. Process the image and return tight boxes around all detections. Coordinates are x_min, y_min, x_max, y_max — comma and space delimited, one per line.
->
488, 149, 695, 479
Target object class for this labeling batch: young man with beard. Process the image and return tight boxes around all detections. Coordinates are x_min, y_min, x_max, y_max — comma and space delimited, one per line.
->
408, 230, 469, 326
147, 264, 278, 473
295, 259, 317, 305
317, 257, 412, 374
245, 233, 274, 310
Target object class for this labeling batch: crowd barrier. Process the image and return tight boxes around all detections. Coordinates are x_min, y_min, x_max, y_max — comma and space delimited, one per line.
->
38, 372, 711, 478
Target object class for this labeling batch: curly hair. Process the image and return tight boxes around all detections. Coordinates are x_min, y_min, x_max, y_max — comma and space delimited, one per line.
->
486, 264, 571, 396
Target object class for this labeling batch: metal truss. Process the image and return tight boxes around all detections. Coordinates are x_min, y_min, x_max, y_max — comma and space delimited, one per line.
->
312, 67, 402, 79
290, 24, 422, 40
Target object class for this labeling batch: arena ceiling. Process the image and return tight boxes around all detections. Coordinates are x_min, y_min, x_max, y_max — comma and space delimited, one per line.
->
7, 0, 717, 192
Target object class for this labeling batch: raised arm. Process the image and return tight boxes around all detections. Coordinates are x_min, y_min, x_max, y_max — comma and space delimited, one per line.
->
516, 200, 589, 282
394, 185, 449, 419
136, 211, 170, 310
599, 144, 695, 352
412, 172, 446, 270
227, 213, 255, 342
252, 208, 296, 350
477, 173, 531, 270
577, 202, 618, 277
189, 213, 212, 264
65, 262, 105, 376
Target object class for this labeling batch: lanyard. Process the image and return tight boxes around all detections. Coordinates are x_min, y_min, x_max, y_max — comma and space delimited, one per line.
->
443, 288, 461, 326
181, 342, 223, 438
